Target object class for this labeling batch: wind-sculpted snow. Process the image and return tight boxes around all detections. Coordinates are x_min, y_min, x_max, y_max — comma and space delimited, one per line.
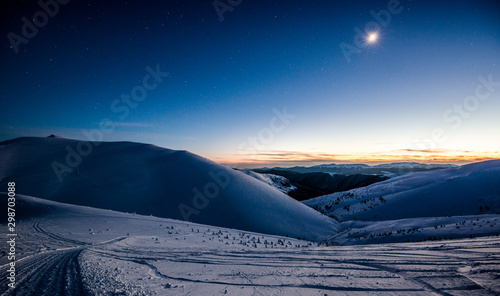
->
0, 137, 337, 241
1, 195, 499, 295
304, 160, 500, 222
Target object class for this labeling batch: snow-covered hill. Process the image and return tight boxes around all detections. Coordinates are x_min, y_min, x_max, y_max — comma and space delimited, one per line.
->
0, 137, 337, 241
304, 160, 500, 222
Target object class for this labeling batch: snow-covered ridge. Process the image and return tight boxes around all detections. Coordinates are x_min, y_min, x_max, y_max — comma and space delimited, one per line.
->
304, 160, 500, 222
239, 170, 297, 194
0, 136, 338, 241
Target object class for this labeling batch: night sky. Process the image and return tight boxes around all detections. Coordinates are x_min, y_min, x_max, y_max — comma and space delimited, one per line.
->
1, 0, 499, 167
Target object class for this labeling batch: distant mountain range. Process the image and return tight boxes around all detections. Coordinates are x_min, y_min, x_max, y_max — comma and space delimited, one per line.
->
248, 162, 456, 201
313, 162, 456, 170
255, 162, 457, 176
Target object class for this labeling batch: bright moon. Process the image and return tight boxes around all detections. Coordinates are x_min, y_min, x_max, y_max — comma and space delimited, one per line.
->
368, 33, 378, 43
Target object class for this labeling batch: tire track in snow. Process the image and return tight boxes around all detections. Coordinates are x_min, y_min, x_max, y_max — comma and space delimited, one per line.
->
33, 220, 89, 246
89, 249, 425, 293
0, 249, 88, 296
1, 219, 128, 296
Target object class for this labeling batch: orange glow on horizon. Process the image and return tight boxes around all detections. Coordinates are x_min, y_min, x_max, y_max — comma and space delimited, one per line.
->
210, 150, 500, 168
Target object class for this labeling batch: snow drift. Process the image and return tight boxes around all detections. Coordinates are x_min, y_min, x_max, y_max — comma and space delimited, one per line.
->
0, 136, 338, 240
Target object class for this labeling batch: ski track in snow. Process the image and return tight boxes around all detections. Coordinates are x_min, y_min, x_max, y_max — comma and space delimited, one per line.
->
1, 209, 499, 296
0, 221, 87, 296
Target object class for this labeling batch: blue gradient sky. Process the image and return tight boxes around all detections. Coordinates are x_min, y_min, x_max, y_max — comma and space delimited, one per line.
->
1, 0, 499, 167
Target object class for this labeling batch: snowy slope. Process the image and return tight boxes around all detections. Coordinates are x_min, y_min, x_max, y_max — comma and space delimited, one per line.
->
334, 214, 500, 245
2, 193, 499, 295
0, 137, 337, 241
304, 160, 500, 221
239, 170, 297, 194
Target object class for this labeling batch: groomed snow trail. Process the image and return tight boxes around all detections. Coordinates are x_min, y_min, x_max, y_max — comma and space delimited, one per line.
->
0, 219, 124, 296
0, 220, 90, 296
0, 248, 87, 296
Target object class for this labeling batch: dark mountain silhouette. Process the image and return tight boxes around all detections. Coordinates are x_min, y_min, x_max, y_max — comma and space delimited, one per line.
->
254, 169, 388, 201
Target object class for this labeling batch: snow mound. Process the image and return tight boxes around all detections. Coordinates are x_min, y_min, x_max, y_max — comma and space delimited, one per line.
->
304, 160, 500, 221
0, 137, 338, 241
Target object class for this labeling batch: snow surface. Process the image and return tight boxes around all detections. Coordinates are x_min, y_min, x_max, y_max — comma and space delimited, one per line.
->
0, 137, 337, 241
1, 194, 499, 296
304, 160, 500, 222
240, 170, 297, 194
334, 214, 500, 245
